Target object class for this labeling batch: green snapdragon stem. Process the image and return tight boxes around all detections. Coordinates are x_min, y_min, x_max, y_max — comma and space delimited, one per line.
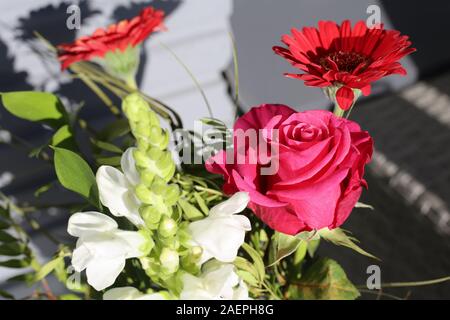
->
333, 103, 345, 118
125, 76, 139, 91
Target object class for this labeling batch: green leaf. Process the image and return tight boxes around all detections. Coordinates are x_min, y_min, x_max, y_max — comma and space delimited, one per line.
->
0, 206, 10, 218
8, 272, 35, 284
307, 239, 320, 258
95, 156, 121, 166
294, 258, 360, 300
0, 259, 30, 268
34, 256, 64, 282
193, 192, 209, 215
0, 230, 16, 243
0, 219, 9, 230
53, 147, 100, 208
355, 202, 374, 210
34, 182, 54, 198
0, 289, 14, 299
51, 125, 77, 150
293, 241, 308, 265
269, 232, 303, 266
319, 228, 379, 260
98, 119, 131, 141
0, 242, 26, 256
1, 91, 67, 128
91, 138, 123, 154
59, 294, 81, 300
178, 198, 204, 220
241, 243, 265, 283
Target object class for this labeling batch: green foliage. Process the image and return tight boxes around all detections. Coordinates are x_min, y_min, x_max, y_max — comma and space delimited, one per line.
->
0, 242, 26, 256
292, 258, 360, 300
53, 147, 100, 209
178, 198, 204, 221
0, 259, 30, 268
34, 256, 65, 282
0, 290, 14, 299
0, 230, 16, 243
51, 125, 76, 150
269, 232, 304, 266
241, 243, 265, 284
319, 228, 378, 260
1, 91, 67, 128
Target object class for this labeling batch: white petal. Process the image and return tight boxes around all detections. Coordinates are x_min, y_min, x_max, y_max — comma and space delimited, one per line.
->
121, 148, 140, 186
96, 166, 144, 226
209, 192, 249, 217
115, 230, 146, 258
203, 263, 239, 299
71, 241, 92, 272
80, 232, 134, 259
189, 214, 251, 263
103, 287, 143, 300
86, 256, 126, 291
233, 281, 251, 300
180, 263, 243, 300
180, 274, 211, 300
103, 286, 166, 300
67, 211, 117, 237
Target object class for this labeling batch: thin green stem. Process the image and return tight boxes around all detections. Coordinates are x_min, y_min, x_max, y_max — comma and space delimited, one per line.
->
356, 276, 450, 289
159, 41, 214, 118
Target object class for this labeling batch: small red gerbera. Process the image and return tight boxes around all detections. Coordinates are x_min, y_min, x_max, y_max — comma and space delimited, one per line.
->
273, 20, 416, 110
58, 6, 165, 70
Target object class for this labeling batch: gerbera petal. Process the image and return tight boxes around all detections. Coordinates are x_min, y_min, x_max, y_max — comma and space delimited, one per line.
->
318, 21, 340, 51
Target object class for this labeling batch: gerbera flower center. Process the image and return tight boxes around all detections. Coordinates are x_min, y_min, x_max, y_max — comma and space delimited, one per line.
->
320, 51, 370, 73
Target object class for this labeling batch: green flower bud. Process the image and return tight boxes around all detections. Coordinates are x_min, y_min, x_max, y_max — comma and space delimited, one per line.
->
123, 93, 147, 122
134, 122, 151, 139
133, 149, 150, 169
138, 230, 155, 256
140, 170, 155, 186
159, 248, 179, 274
140, 257, 160, 277
140, 205, 162, 226
165, 185, 180, 206
158, 217, 178, 238
191, 246, 203, 260
135, 184, 154, 204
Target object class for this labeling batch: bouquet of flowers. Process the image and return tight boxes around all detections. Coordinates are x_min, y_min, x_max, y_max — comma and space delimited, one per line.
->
2, 6, 439, 301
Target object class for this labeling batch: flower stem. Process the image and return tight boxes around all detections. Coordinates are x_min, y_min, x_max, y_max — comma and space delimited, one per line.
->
333, 103, 345, 118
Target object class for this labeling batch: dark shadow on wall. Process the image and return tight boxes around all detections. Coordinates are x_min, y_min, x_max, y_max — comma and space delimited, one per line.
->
9, 0, 182, 124
0, 0, 182, 197
381, 0, 450, 78
16, 0, 100, 44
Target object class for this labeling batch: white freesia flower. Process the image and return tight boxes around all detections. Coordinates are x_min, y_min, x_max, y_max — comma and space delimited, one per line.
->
68, 211, 146, 291
180, 262, 250, 300
189, 192, 251, 264
96, 147, 144, 226
103, 287, 166, 300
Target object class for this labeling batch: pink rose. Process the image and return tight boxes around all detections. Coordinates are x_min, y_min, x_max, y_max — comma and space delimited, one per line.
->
206, 104, 373, 235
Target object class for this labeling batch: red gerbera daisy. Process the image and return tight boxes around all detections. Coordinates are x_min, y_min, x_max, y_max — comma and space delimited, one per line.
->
58, 6, 165, 70
273, 20, 416, 110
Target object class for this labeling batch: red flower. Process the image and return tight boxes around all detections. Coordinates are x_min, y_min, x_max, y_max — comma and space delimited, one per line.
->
206, 104, 373, 235
58, 6, 165, 69
273, 20, 416, 110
